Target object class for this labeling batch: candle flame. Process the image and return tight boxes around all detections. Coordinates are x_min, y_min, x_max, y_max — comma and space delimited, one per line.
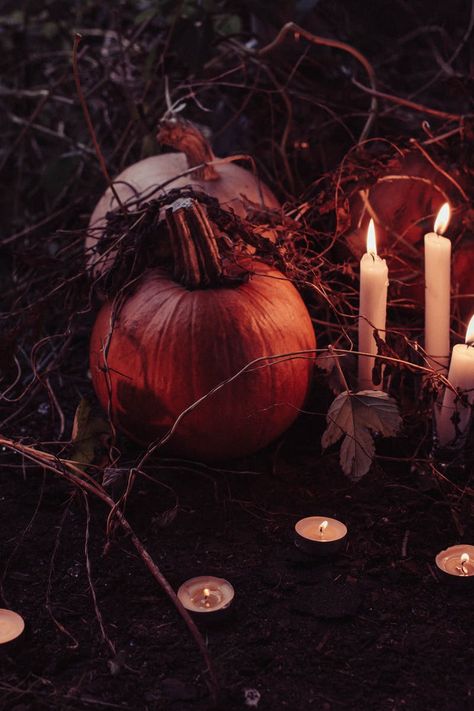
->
434, 202, 450, 235
465, 316, 474, 345
460, 552, 470, 576
367, 219, 377, 255
319, 520, 329, 535
203, 588, 210, 598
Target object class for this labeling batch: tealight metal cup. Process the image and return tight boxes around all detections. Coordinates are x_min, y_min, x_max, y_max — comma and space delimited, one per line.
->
435, 544, 474, 587
294, 516, 348, 557
177, 576, 235, 625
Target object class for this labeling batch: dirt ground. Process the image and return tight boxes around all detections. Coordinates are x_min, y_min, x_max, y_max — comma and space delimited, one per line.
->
2, 394, 474, 710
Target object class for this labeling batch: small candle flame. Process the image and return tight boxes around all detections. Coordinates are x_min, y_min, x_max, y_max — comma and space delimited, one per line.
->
434, 202, 450, 235
319, 520, 329, 537
367, 219, 377, 256
465, 315, 474, 346
202, 587, 211, 607
460, 553, 470, 576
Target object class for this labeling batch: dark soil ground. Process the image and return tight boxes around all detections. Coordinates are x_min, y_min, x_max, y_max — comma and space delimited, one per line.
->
2, 410, 474, 711
2, 2, 474, 710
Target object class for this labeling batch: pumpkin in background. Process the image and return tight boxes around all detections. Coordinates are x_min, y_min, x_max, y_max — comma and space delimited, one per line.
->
345, 151, 460, 307
86, 118, 279, 277
453, 240, 474, 325
346, 151, 456, 256
90, 198, 315, 461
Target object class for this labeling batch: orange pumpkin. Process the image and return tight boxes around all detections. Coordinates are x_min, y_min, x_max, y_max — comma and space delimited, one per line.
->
90, 199, 315, 461
453, 241, 474, 324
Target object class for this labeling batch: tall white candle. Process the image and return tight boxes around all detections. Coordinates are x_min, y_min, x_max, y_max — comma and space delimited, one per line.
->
437, 315, 474, 446
424, 203, 451, 372
358, 220, 389, 390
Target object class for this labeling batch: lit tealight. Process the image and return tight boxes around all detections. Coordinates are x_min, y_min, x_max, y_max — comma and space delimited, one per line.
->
177, 576, 234, 619
0, 609, 25, 645
435, 544, 474, 584
294, 516, 348, 556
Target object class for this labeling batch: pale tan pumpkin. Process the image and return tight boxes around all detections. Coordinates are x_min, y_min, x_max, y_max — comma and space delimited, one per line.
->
86, 119, 279, 277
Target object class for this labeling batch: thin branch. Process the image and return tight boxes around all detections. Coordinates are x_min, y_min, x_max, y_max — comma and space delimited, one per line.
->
0, 436, 220, 704
257, 21, 378, 143
45, 494, 80, 649
72, 34, 125, 210
352, 78, 468, 122
409, 138, 469, 202
328, 345, 350, 392
83, 493, 116, 657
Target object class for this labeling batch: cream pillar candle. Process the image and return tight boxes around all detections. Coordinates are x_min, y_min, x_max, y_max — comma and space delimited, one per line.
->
358, 219, 389, 390
437, 315, 474, 446
424, 203, 451, 372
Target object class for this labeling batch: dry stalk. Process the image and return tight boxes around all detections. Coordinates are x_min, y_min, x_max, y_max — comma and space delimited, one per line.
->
45, 493, 80, 649
257, 21, 378, 143
83, 492, 116, 657
0, 435, 220, 705
352, 78, 470, 122
72, 34, 125, 212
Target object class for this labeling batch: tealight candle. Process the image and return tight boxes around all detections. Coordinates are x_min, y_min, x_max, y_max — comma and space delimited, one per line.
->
294, 516, 348, 556
358, 219, 389, 390
177, 576, 234, 620
0, 609, 25, 645
424, 202, 451, 373
435, 544, 474, 584
436, 315, 474, 447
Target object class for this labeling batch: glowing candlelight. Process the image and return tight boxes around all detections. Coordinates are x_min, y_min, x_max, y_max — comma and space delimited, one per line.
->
434, 202, 450, 235
202, 588, 211, 608
458, 553, 470, 576
435, 544, 474, 581
294, 516, 348, 556
367, 218, 377, 255
437, 315, 474, 446
0, 609, 25, 645
177, 576, 234, 617
319, 520, 329, 537
424, 202, 451, 372
358, 219, 389, 390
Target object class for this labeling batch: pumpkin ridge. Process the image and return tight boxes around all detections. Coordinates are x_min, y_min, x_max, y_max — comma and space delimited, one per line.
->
148, 288, 192, 395
245, 278, 304, 439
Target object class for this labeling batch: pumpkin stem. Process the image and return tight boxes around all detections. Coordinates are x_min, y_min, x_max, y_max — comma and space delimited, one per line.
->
166, 198, 223, 289
157, 118, 220, 181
